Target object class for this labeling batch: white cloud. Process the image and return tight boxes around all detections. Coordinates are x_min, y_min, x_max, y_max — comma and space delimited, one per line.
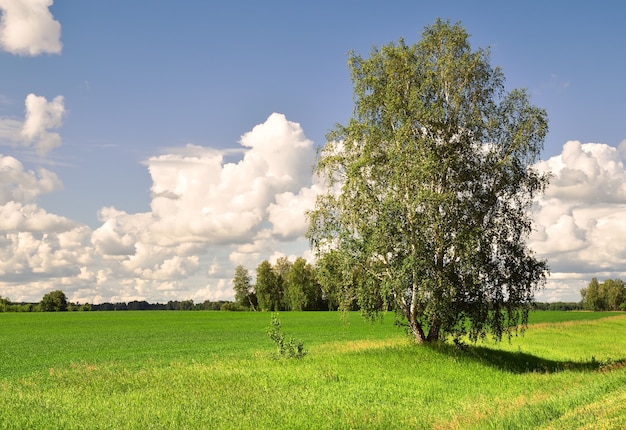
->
0, 94, 65, 155
0, 167, 91, 297
268, 185, 321, 240
1, 112, 319, 306
531, 141, 626, 301
0, 0, 62, 55
0, 154, 62, 204
21, 94, 65, 154
78, 113, 319, 303
145, 113, 315, 246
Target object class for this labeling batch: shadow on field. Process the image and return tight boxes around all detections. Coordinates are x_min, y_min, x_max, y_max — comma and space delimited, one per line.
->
429, 343, 626, 374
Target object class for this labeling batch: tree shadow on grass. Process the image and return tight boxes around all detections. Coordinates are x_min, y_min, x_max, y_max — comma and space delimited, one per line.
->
428, 342, 626, 374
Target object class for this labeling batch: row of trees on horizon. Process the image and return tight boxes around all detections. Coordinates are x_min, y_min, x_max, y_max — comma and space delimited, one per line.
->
2, 274, 624, 313
233, 257, 332, 311
0, 290, 246, 313
580, 278, 626, 311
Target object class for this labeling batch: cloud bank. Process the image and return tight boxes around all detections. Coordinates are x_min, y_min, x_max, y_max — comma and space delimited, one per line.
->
1, 113, 321, 303
0, 0, 62, 55
531, 140, 626, 301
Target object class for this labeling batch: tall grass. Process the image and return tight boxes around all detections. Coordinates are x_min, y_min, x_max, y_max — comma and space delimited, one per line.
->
1, 311, 625, 429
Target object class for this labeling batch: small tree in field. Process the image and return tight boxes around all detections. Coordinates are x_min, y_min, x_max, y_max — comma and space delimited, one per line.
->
267, 314, 306, 359
308, 19, 549, 343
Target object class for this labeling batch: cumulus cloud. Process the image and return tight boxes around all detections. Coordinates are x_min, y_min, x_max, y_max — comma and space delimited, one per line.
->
82, 113, 319, 303
0, 154, 62, 203
0, 152, 92, 301
144, 112, 315, 246
21, 93, 65, 154
0, 94, 65, 154
2, 113, 321, 304
0, 0, 62, 55
268, 185, 321, 240
531, 141, 626, 301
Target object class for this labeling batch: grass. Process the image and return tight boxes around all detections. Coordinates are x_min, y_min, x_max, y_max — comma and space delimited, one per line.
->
0, 310, 625, 429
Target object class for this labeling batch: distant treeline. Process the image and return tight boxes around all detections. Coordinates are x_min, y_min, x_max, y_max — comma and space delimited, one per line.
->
0, 297, 585, 313
0, 294, 241, 312
91, 300, 240, 311
580, 278, 626, 311
532, 302, 584, 311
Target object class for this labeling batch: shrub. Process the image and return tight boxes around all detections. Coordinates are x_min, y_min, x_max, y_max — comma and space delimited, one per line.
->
267, 314, 307, 359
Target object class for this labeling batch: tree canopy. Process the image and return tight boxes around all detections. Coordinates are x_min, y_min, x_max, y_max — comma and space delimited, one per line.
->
233, 265, 257, 310
39, 290, 68, 312
308, 19, 549, 343
581, 278, 626, 311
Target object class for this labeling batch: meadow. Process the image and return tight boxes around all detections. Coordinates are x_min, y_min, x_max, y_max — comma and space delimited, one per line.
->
1, 310, 625, 429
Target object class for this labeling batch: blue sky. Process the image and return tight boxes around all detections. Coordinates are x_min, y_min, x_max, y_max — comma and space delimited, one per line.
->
1, 0, 625, 304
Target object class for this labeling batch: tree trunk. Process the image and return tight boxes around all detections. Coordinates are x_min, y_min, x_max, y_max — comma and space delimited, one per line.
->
408, 313, 427, 344
426, 317, 441, 343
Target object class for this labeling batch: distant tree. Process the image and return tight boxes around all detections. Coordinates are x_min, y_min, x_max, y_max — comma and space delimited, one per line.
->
233, 265, 256, 310
0, 296, 10, 312
201, 300, 225, 311
113, 302, 128, 311
273, 257, 292, 310
285, 258, 309, 311
581, 278, 626, 311
220, 302, 246, 311
39, 290, 68, 312
308, 20, 549, 343
581, 278, 603, 311
256, 260, 279, 311
20, 303, 35, 312
286, 258, 326, 311
127, 300, 151, 311
179, 300, 194, 311
602, 279, 625, 311
98, 303, 115, 311
314, 250, 359, 311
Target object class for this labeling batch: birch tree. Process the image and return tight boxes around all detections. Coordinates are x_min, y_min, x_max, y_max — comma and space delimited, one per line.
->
308, 19, 549, 343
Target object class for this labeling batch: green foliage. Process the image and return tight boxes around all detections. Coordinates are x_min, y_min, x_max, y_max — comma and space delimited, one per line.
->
581, 278, 626, 311
267, 313, 307, 359
220, 302, 248, 311
273, 257, 292, 310
39, 290, 68, 312
252, 258, 327, 311
533, 302, 583, 311
0, 296, 10, 312
232, 265, 256, 310
255, 260, 280, 311
285, 257, 325, 311
308, 19, 549, 343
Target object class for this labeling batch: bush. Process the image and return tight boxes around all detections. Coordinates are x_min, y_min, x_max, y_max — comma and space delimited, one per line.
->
267, 314, 307, 359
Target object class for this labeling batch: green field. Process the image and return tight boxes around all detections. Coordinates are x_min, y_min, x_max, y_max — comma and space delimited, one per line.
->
1, 310, 625, 429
